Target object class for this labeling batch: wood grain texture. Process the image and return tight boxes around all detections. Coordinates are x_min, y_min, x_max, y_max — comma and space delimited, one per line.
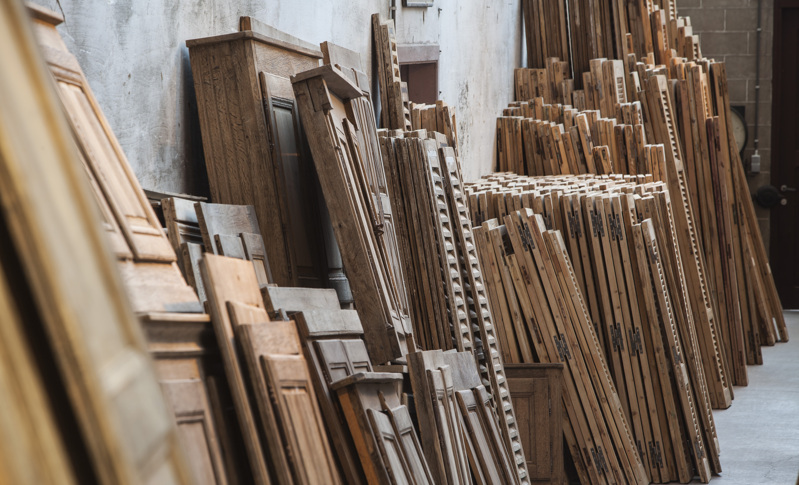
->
292, 66, 411, 364
2, 5, 193, 483
200, 254, 273, 485
188, 27, 352, 303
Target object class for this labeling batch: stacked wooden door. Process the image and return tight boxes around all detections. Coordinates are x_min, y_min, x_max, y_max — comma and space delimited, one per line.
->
30, 6, 247, 484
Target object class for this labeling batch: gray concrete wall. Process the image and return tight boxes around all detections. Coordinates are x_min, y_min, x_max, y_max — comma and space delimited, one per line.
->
677, 0, 773, 249
39, 0, 522, 195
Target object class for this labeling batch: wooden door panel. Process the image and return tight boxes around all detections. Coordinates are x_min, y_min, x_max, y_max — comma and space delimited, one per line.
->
314, 339, 372, 383
55, 80, 174, 262
261, 71, 328, 289
368, 409, 412, 485
201, 254, 272, 485
456, 389, 505, 485
262, 355, 341, 485
384, 405, 434, 485
161, 379, 228, 485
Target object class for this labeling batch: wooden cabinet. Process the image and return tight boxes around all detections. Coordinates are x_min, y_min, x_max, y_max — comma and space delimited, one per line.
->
187, 26, 351, 303
505, 363, 565, 484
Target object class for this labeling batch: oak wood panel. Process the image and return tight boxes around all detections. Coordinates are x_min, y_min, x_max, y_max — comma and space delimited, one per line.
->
506, 363, 566, 484
5, 5, 194, 483
200, 254, 273, 485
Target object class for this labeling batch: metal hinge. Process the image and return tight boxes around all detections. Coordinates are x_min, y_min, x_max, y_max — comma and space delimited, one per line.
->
614, 213, 624, 240
629, 328, 643, 356
596, 446, 608, 473
521, 222, 535, 251
608, 213, 618, 241
611, 323, 624, 352
591, 211, 601, 238
554, 334, 572, 361
649, 441, 664, 468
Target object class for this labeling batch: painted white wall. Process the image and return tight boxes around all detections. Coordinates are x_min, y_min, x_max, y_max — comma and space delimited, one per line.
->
39, 0, 521, 192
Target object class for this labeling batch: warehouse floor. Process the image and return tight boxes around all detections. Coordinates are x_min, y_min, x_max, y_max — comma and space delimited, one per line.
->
693, 311, 799, 484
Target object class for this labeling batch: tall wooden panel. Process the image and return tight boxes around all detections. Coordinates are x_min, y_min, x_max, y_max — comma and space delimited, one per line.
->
293, 66, 412, 363
143, 313, 251, 485
32, 6, 200, 315
1, 4, 192, 483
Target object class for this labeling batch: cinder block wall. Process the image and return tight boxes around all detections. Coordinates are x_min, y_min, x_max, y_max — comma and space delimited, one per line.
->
677, 0, 773, 250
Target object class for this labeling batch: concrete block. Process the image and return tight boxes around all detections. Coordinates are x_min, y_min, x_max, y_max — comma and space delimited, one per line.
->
679, 8, 725, 31
728, 78, 748, 102
725, 8, 758, 31
724, 54, 757, 79
749, 124, 772, 150
700, 32, 749, 57
676, 0, 702, 9
747, 79, 772, 105
749, 31, 772, 55
704, 0, 752, 7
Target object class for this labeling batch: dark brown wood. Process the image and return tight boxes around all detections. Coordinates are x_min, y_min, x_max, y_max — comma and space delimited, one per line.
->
770, 1, 799, 308
188, 27, 352, 304
506, 364, 566, 484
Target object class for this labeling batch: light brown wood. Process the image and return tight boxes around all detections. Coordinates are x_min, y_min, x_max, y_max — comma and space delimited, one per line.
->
200, 254, 273, 485
4, 5, 193, 483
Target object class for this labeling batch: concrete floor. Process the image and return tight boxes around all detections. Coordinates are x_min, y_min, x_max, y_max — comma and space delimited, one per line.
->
694, 311, 799, 484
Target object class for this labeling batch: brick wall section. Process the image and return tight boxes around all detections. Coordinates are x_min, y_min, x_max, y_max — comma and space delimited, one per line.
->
677, 0, 773, 251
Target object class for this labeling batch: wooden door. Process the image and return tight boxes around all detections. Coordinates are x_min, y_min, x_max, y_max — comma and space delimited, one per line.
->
506, 363, 565, 484
2, 5, 192, 483
771, 1, 799, 308
259, 71, 331, 290
161, 380, 229, 485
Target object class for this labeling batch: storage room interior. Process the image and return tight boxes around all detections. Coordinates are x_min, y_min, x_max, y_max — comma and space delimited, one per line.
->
0, 0, 798, 484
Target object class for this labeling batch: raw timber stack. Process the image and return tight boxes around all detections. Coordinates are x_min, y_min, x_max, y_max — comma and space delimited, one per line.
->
466, 174, 724, 483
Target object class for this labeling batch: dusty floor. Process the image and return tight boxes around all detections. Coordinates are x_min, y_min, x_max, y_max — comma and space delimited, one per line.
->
692, 311, 799, 484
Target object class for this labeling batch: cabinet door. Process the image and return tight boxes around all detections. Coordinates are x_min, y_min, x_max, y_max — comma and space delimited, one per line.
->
261, 72, 329, 289
262, 355, 341, 485
507, 365, 565, 484
161, 380, 228, 485
39, 45, 174, 262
